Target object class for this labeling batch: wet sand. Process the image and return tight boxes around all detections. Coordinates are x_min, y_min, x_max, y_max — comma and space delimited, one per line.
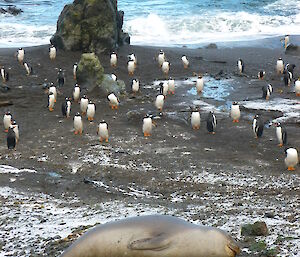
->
0, 42, 299, 256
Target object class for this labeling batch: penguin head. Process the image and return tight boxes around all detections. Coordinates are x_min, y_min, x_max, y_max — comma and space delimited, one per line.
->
232, 101, 238, 105
100, 120, 106, 124
11, 120, 17, 126
75, 112, 81, 117
254, 114, 260, 119
5, 111, 11, 116
278, 57, 282, 61
74, 62, 78, 66
82, 95, 87, 99
159, 50, 164, 54
65, 97, 69, 101
74, 83, 80, 88
275, 122, 281, 127
198, 74, 203, 79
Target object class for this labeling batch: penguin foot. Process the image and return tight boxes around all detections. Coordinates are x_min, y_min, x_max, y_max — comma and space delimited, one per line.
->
88, 117, 93, 121
209, 132, 216, 135
233, 120, 239, 123
74, 131, 78, 135
82, 112, 86, 115
144, 132, 151, 137
54, 99, 57, 103
4, 129, 8, 133
172, 91, 175, 95
288, 166, 295, 171
49, 108, 54, 112
193, 126, 200, 130
79, 130, 83, 135
105, 138, 109, 143
278, 144, 283, 147
296, 93, 300, 96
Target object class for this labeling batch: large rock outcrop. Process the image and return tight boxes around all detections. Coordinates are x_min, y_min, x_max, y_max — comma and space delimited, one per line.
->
50, 0, 130, 53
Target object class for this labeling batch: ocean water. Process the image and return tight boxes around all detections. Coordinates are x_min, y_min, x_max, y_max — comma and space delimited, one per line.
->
0, 0, 300, 47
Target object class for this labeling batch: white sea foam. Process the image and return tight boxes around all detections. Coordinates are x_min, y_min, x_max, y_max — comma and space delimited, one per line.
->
0, 165, 36, 174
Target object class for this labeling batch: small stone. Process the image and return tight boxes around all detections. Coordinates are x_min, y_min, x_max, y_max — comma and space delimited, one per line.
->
241, 221, 269, 236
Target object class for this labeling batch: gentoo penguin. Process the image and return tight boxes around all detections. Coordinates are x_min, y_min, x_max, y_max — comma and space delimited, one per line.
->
128, 53, 137, 67
111, 73, 117, 81
161, 61, 170, 77
161, 81, 168, 97
7, 126, 16, 150
86, 101, 96, 121
206, 111, 217, 134
11, 120, 19, 144
276, 58, 284, 74
190, 106, 200, 130
3, 111, 12, 132
262, 84, 273, 100
23, 62, 33, 76
57, 68, 65, 87
73, 63, 78, 80
110, 52, 117, 68
196, 75, 204, 94
80, 95, 89, 115
74, 112, 83, 135
181, 55, 189, 69
48, 92, 55, 112
127, 59, 135, 76
258, 70, 265, 80
0, 67, 9, 82
97, 120, 109, 142
168, 77, 175, 94
155, 85, 165, 112
17, 48, 25, 64
252, 114, 264, 138
132, 79, 139, 94
295, 78, 300, 96
283, 35, 289, 49
73, 84, 80, 102
61, 97, 71, 118
158, 50, 165, 67
143, 114, 154, 137
237, 59, 244, 73
48, 83, 57, 103
283, 70, 292, 87
107, 93, 119, 109
230, 101, 240, 123
285, 63, 296, 78
49, 45, 56, 60
275, 122, 287, 147
284, 148, 298, 171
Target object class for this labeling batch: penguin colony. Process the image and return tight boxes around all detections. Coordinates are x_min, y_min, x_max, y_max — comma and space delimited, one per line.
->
1, 42, 299, 171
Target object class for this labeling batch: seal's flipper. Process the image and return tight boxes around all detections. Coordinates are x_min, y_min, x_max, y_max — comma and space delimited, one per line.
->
128, 233, 171, 251
225, 241, 240, 257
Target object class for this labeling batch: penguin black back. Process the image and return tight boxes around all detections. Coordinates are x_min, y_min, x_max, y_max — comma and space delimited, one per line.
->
206, 111, 216, 133
7, 127, 16, 150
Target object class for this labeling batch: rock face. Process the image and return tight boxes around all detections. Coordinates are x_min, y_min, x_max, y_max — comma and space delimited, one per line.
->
100, 74, 126, 96
50, 0, 130, 53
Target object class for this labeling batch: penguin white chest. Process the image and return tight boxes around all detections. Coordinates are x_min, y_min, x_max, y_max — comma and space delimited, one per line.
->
80, 99, 89, 113
98, 123, 109, 139
285, 148, 299, 169
158, 53, 165, 66
132, 80, 139, 93
49, 47, 56, 59
17, 50, 24, 62
231, 105, 240, 120
143, 117, 153, 134
13, 125, 19, 142
66, 101, 71, 117
49, 86, 57, 99
73, 87, 80, 101
191, 112, 201, 128
276, 60, 284, 73
155, 95, 164, 110
162, 82, 168, 96
295, 80, 300, 95
3, 115, 11, 130
238, 60, 243, 73
110, 54, 117, 67
196, 78, 204, 92
1, 69, 4, 80
48, 95, 55, 108
74, 116, 83, 131
108, 93, 119, 106
276, 127, 283, 144
168, 79, 175, 93
128, 61, 135, 74
87, 104, 95, 118
162, 62, 170, 75
181, 56, 189, 68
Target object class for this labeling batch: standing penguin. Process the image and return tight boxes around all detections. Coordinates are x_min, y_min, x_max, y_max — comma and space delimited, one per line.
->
181, 55, 189, 69
7, 126, 16, 150
295, 78, 300, 96
155, 85, 165, 112
262, 84, 273, 100
110, 52, 117, 68
206, 111, 217, 134
86, 101, 96, 121
275, 122, 287, 147
258, 70, 265, 80
190, 106, 200, 130
80, 95, 89, 115
127, 58, 135, 76
17, 48, 25, 64
49, 45, 56, 60
161, 61, 170, 78
48, 83, 57, 103
3, 111, 12, 132
23, 62, 33, 76
132, 79, 139, 94
11, 120, 19, 144
276, 58, 284, 74
57, 68, 65, 87
284, 148, 298, 171
107, 93, 119, 109
237, 59, 244, 73
161, 81, 168, 97
283, 70, 292, 87
158, 50, 165, 67
48, 92, 55, 112
73, 84, 80, 102
111, 73, 117, 81
128, 53, 137, 67
0, 67, 9, 82
252, 114, 264, 138
73, 63, 78, 80
168, 77, 175, 95
97, 120, 109, 142
196, 75, 204, 94
61, 97, 71, 118
143, 114, 154, 137
230, 101, 240, 123
285, 63, 296, 78
283, 35, 289, 49
74, 112, 83, 135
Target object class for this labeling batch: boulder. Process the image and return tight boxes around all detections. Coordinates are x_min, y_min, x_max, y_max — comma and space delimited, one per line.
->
100, 74, 126, 96
50, 0, 130, 53
241, 221, 269, 236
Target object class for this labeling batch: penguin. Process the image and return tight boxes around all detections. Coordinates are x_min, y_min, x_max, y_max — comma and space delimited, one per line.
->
283, 70, 292, 87
161, 61, 170, 77
86, 101, 96, 121
252, 114, 264, 138
168, 77, 175, 95
57, 68, 65, 87
107, 93, 119, 109
190, 106, 200, 130
155, 85, 165, 112
196, 75, 204, 94
11, 120, 19, 144
162, 81, 168, 97
128, 53, 137, 67
3, 111, 12, 132
49, 45, 56, 60
276, 58, 284, 74
97, 120, 109, 142
80, 95, 89, 115
284, 147, 298, 171
48, 83, 57, 103
127, 59, 135, 76
237, 58, 244, 73
283, 35, 289, 49
7, 126, 16, 150
74, 112, 83, 135
258, 70, 265, 80
73, 63, 78, 80
61, 97, 71, 118
275, 122, 287, 147
111, 73, 117, 81
230, 101, 240, 123
23, 62, 33, 76
73, 84, 80, 102
181, 55, 189, 69
262, 84, 273, 100
110, 52, 117, 68
132, 79, 139, 94
206, 111, 217, 134
48, 92, 55, 112
295, 77, 300, 96
158, 50, 165, 67
0, 67, 9, 82
285, 63, 296, 78
17, 48, 25, 64
143, 114, 154, 137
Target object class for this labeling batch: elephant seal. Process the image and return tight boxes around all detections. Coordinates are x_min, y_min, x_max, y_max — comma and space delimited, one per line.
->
60, 215, 240, 257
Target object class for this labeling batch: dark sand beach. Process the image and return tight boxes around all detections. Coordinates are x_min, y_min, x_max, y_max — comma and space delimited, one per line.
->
0, 40, 299, 256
